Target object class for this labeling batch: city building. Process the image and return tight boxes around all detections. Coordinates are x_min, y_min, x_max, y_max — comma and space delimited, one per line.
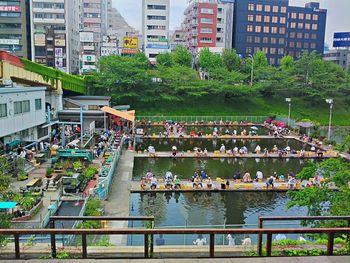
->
142, 0, 170, 63
0, 0, 30, 59
30, 0, 80, 73
170, 28, 186, 51
0, 86, 48, 149
182, 0, 234, 54
323, 50, 350, 71
232, 0, 327, 65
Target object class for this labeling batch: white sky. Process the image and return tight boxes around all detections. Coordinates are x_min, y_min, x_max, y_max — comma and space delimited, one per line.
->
112, 0, 350, 46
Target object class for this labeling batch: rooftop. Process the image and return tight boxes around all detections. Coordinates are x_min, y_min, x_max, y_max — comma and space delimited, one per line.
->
69, 96, 111, 101
0, 86, 46, 94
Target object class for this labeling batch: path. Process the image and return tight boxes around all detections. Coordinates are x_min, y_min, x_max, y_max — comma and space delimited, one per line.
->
104, 149, 135, 245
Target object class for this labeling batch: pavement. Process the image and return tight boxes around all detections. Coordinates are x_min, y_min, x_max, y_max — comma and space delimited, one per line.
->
2, 256, 350, 263
103, 148, 135, 245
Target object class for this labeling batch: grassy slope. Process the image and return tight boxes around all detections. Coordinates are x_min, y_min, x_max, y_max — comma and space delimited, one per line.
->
136, 96, 350, 125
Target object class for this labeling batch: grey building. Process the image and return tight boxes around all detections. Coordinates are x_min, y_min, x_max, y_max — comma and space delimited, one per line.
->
0, 0, 30, 59
323, 50, 350, 71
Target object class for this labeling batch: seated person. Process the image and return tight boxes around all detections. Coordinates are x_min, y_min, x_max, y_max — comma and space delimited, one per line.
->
242, 171, 252, 183
233, 170, 241, 180
140, 177, 147, 190
203, 148, 208, 156
266, 176, 274, 189
317, 149, 324, 157
190, 130, 195, 137
206, 177, 213, 189
174, 176, 181, 189
165, 171, 173, 181
272, 145, 278, 153
193, 176, 203, 189
164, 178, 173, 189
201, 170, 208, 180
146, 170, 154, 182
255, 170, 264, 181
150, 177, 158, 189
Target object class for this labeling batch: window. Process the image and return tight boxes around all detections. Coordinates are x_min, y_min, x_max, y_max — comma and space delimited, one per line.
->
303, 43, 309, 49
35, 99, 42, 110
305, 23, 310, 30
264, 16, 270, 23
200, 37, 212, 43
269, 58, 276, 64
256, 15, 262, 22
200, 28, 213, 34
298, 13, 304, 19
270, 47, 276, 54
279, 27, 286, 34
290, 22, 296, 28
22, 100, 30, 113
254, 36, 260, 43
246, 47, 252, 54
14, 100, 30, 114
262, 47, 269, 53
296, 42, 302, 48
281, 6, 287, 13
290, 32, 295, 38
263, 26, 269, 33
248, 3, 254, 11
147, 15, 166, 20
255, 25, 261, 33
247, 25, 253, 32
200, 18, 213, 24
246, 36, 253, 43
304, 33, 310, 39
279, 38, 285, 45
278, 48, 284, 55
291, 13, 297, 19
271, 27, 278, 34
298, 23, 304, 29
248, 14, 253, 21
280, 17, 286, 24
312, 14, 318, 21
288, 51, 294, 56
263, 37, 269, 44
272, 6, 279, 12
297, 33, 303, 39
14, 101, 22, 115
147, 4, 166, 10
271, 37, 277, 44
289, 42, 295, 48
272, 16, 278, 23
264, 5, 270, 12
0, 103, 7, 118
256, 4, 263, 11
310, 43, 316, 49
306, 14, 311, 20
312, 24, 318, 30
311, 33, 317, 39
254, 47, 261, 53
201, 8, 213, 14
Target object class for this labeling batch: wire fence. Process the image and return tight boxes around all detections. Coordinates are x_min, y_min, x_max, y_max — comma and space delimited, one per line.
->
136, 116, 268, 123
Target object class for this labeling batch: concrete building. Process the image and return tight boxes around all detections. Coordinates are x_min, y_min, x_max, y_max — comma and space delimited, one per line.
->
142, 0, 170, 63
0, 87, 48, 149
0, 0, 30, 59
323, 50, 350, 71
232, 0, 327, 65
170, 28, 186, 51
181, 0, 234, 54
30, 0, 80, 73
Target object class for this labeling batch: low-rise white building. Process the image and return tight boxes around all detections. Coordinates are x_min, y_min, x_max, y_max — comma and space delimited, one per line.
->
0, 87, 48, 149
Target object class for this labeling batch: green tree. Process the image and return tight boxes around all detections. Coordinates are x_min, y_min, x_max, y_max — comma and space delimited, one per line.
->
198, 48, 223, 71
222, 49, 241, 71
156, 52, 173, 67
0, 157, 11, 191
280, 55, 295, 71
173, 46, 192, 67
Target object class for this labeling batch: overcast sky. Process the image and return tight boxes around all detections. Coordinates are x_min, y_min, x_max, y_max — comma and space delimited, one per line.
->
112, 0, 350, 46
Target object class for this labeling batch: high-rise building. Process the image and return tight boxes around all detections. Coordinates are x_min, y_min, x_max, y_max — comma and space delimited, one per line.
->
0, 0, 30, 59
30, 0, 80, 74
182, 0, 234, 54
142, 0, 170, 63
232, 0, 327, 65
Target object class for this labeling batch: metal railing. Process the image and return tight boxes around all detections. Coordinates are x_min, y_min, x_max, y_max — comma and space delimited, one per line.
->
136, 116, 268, 123
1, 227, 349, 259
257, 216, 350, 256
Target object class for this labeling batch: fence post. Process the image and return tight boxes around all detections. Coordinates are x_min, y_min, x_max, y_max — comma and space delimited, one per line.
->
144, 234, 149, 258
150, 221, 154, 257
266, 233, 272, 257
50, 220, 57, 258
258, 217, 263, 256
82, 233, 87, 259
14, 234, 20, 259
327, 232, 334, 256
209, 233, 215, 258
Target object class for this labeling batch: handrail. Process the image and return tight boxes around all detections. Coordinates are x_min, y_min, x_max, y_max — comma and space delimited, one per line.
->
257, 215, 350, 256
1, 227, 349, 259
50, 216, 154, 222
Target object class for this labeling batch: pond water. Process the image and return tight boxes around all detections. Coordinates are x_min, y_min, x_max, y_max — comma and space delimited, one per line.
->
54, 200, 84, 228
133, 157, 317, 180
135, 138, 310, 152
140, 125, 269, 136
128, 192, 307, 245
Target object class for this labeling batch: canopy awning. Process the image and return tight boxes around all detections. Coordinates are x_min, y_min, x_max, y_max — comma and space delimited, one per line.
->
295, 121, 314, 128
101, 106, 135, 122
0, 202, 17, 209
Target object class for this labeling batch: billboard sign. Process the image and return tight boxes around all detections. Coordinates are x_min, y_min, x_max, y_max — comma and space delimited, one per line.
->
34, 34, 45, 46
82, 54, 96, 62
55, 48, 63, 58
0, 6, 20, 12
102, 35, 117, 47
55, 57, 63, 68
123, 37, 138, 49
101, 47, 118, 56
80, 32, 94, 43
0, 39, 20, 45
333, 32, 350, 48
146, 43, 169, 49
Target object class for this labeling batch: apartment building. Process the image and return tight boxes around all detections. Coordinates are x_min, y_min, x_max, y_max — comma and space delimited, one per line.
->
30, 0, 80, 73
233, 0, 327, 65
170, 28, 186, 51
142, 0, 170, 62
0, 0, 30, 58
324, 50, 350, 71
182, 0, 234, 54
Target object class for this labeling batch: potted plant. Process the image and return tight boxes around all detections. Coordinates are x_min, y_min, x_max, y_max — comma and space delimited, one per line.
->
17, 171, 28, 181
66, 171, 74, 177
46, 168, 54, 178
73, 161, 83, 172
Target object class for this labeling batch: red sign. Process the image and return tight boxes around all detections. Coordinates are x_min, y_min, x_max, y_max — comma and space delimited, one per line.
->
0, 6, 20, 12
